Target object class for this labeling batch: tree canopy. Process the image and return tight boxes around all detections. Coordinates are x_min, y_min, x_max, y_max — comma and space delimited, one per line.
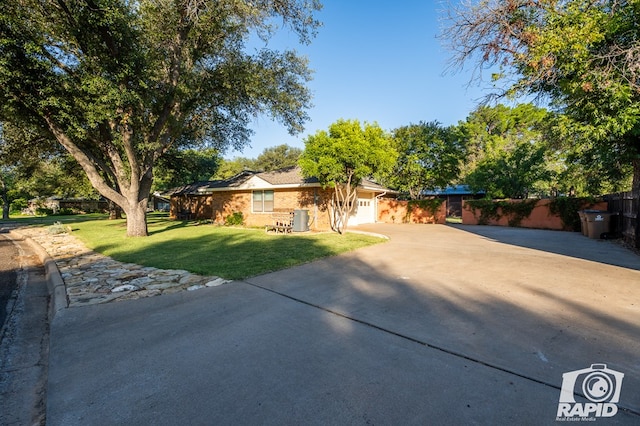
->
0, 0, 321, 235
154, 148, 220, 191
443, 0, 640, 245
387, 121, 465, 199
299, 119, 396, 233
459, 104, 554, 198
255, 144, 303, 172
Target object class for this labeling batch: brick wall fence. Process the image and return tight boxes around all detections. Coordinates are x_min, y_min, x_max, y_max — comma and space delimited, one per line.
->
462, 199, 608, 230
377, 198, 447, 224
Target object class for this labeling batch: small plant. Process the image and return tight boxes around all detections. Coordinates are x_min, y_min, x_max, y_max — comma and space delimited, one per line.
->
56, 208, 75, 215
224, 212, 244, 226
35, 207, 54, 216
48, 221, 72, 235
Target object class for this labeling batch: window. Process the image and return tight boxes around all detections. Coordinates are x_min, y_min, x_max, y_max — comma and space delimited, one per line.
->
252, 190, 274, 212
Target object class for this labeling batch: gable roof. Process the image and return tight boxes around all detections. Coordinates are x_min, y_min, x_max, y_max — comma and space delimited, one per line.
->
167, 166, 394, 195
257, 166, 319, 185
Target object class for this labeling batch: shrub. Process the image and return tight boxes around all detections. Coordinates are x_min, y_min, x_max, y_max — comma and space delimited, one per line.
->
56, 208, 75, 215
10, 197, 28, 213
48, 221, 72, 235
35, 207, 54, 216
224, 212, 244, 226
549, 196, 598, 231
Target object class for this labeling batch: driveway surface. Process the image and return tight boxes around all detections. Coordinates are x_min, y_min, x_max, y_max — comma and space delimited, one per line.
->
47, 224, 640, 425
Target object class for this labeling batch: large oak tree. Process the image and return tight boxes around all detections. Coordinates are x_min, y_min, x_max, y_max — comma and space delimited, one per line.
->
0, 0, 320, 235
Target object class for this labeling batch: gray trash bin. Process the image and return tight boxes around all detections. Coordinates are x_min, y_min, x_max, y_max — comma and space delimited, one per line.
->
584, 211, 614, 239
293, 209, 309, 232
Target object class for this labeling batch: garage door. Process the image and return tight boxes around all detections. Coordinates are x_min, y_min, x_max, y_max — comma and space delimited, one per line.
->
348, 197, 374, 226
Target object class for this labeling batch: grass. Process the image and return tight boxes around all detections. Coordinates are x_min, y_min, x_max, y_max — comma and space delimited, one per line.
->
4, 213, 386, 280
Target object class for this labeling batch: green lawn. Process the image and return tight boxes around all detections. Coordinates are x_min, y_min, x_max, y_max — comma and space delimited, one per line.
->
6, 214, 386, 280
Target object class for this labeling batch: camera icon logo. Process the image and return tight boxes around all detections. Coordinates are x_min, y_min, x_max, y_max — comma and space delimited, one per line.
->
557, 363, 625, 419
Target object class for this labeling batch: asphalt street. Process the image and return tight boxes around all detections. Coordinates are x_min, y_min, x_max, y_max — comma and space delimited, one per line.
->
45, 224, 640, 425
0, 230, 50, 426
0, 232, 20, 331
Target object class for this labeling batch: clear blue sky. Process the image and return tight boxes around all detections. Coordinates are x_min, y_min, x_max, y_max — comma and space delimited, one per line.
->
228, 1, 490, 159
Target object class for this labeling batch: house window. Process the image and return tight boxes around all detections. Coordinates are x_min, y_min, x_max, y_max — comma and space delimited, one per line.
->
253, 190, 274, 212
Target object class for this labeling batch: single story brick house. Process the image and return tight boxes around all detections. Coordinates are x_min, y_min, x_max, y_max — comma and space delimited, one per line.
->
167, 166, 395, 231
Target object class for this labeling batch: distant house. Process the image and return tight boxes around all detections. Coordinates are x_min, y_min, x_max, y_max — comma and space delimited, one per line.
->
422, 185, 485, 217
166, 166, 394, 230
28, 197, 108, 215
150, 193, 171, 212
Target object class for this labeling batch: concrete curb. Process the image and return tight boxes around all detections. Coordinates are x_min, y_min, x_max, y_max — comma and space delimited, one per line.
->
346, 229, 390, 240
8, 229, 68, 320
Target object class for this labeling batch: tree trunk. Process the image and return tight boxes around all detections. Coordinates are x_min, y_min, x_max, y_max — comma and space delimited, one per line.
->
108, 199, 122, 220
1, 180, 8, 220
123, 200, 148, 237
633, 157, 640, 249
2, 198, 8, 220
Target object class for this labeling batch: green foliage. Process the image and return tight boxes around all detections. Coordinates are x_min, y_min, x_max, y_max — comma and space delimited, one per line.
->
444, 0, 639, 191
387, 122, 466, 199
0, 0, 321, 235
154, 148, 221, 191
56, 214, 385, 280
460, 104, 555, 198
214, 157, 257, 180
549, 196, 598, 231
255, 144, 303, 172
300, 119, 397, 188
224, 212, 244, 226
9, 197, 28, 213
47, 221, 71, 235
35, 207, 54, 216
547, 115, 633, 195
299, 119, 397, 233
465, 199, 538, 227
406, 198, 445, 222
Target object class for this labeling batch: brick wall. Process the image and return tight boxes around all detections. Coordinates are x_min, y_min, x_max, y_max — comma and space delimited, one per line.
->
377, 198, 447, 224
170, 187, 336, 230
461, 199, 609, 230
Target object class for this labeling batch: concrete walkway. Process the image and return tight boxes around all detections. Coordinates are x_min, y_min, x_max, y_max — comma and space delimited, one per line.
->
46, 224, 640, 425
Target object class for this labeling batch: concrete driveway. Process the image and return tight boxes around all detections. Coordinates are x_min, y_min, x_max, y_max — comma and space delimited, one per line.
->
47, 224, 640, 425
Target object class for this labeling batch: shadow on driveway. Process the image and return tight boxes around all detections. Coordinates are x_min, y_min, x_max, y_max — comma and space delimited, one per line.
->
448, 224, 640, 271
46, 223, 640, 424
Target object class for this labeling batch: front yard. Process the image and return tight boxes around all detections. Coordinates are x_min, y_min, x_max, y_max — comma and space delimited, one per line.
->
6, 214, 385, 280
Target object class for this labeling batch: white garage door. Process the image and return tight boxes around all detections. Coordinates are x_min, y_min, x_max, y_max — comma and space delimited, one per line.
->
348, 197, 374, 226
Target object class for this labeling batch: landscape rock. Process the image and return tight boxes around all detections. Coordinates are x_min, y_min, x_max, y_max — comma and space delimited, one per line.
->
15, 227, 233, 306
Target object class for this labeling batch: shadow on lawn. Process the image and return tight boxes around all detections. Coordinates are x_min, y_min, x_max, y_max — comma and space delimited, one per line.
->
90, 226, 377, 280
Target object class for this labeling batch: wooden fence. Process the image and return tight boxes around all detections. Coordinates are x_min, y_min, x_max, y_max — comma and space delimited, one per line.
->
605, 191, 638, 246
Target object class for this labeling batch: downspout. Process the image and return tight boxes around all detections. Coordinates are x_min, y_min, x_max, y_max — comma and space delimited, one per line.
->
314, 187, 320, 230
375, 191, 388, 223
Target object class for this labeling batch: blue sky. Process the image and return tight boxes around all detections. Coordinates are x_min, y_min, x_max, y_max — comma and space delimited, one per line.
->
230, 1, 491, 159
